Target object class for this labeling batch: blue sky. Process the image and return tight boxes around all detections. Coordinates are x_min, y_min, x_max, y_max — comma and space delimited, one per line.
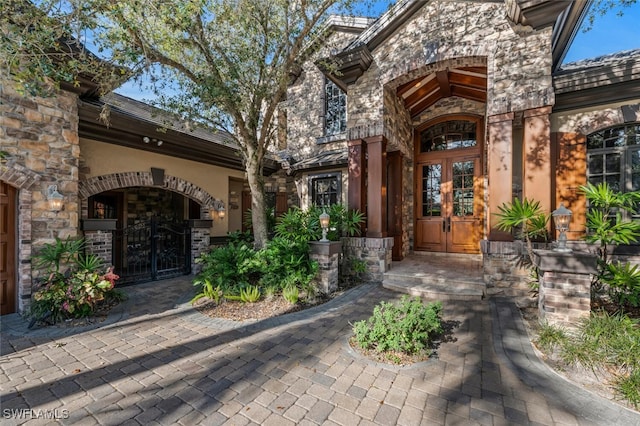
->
115, 1, 640, 100
563, 1, 640, 63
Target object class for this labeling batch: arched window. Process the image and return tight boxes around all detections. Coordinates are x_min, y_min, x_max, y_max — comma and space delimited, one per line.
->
419, 120, 476, 153
587, 123, 640, 219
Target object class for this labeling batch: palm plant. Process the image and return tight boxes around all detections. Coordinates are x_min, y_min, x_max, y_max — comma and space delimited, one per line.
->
495, 198, 550, 266
580, 182, 640, 266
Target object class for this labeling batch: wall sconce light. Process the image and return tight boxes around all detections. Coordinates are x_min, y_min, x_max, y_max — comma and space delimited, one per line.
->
211, 201, 226, 221
47, 185, 64, 213
157, 140, 163, 146
319, 210, 330, 242
552, 203, 572, 252
142, 136, 150, 143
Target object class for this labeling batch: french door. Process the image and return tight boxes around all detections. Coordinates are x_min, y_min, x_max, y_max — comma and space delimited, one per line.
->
415, 154, 482, 253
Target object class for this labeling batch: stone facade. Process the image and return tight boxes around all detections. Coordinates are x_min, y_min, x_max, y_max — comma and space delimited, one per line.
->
341, 237, 394, 283
1, 81, 80, 312
534, 250, 597, 331
285, 0, 558, 266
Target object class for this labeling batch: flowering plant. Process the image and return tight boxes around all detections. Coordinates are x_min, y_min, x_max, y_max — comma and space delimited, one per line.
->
30, 238, 123, 324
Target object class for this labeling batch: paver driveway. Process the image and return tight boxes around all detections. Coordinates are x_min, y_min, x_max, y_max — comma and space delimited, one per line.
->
1, 278, 639, 425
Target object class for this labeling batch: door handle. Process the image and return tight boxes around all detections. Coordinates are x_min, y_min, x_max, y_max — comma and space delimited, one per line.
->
447, 217, 451, 232
442, 219, 446, 233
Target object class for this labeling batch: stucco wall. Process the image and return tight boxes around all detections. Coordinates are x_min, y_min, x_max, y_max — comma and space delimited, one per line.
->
79, 138, 245, 236
551, 100, 640, 134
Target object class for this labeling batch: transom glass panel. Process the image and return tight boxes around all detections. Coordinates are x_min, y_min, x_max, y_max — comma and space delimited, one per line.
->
420, 120, 476, 153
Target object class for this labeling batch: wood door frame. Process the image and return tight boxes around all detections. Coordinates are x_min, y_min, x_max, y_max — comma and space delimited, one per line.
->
413, 115, 485, 254
1, 181, 16, 315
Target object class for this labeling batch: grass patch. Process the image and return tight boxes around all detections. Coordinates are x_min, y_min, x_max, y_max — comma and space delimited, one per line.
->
535, 310, 640, 408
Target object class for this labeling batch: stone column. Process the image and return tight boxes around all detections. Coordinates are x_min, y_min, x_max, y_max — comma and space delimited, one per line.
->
189, 219, 213, 274
487, 112, 514, 240
82, 219, 118, 267
365, 135, 387, 238
309, 241, 342, 294
523, 106, 552, 215
533, 250, 597, 331
342, 237, 394, 283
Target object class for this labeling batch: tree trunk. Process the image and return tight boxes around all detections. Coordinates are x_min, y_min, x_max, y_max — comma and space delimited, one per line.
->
246, 155, 268, 249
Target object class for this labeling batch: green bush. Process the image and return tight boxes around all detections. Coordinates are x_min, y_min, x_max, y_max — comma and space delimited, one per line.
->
193, 239, 261, 297
602, 261, 640, 308
258, 237, 318, 293
282, 285, 299, 304
240, 285, 261, 303
536, 311, 640, 407
494, 198, 549, 267
30, 238, 121, 323
352, 296, 443, 355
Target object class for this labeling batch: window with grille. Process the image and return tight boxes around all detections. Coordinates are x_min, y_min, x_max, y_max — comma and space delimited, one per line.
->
324, 79, 346, 136
587, 123, 640, 220
310, 172, 341, 207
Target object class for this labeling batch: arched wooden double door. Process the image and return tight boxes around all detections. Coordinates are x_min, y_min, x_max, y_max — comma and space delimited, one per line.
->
414, 117, 483, 254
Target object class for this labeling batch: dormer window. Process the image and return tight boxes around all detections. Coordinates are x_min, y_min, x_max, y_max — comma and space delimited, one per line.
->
324, 79, 346, 136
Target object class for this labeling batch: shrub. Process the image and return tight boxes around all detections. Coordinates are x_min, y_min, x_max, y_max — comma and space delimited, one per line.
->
352, 296, 443, 355
282, 285, 299, 304
30, 239, 121, 324
602, 262, 640, 308
240, 285, 261, 303
494, 198, 549, 267
193, 239, 261, 300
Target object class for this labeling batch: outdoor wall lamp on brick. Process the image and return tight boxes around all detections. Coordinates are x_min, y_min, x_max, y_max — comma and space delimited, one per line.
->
552, 203, 572, 252
47, 185, 64, 213
319, 210, 330, 242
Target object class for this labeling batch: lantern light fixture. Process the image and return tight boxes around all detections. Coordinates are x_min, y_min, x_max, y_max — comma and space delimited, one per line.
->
211, 201, 226, 221
319, 210, 330, 242
47, 185, 64, 213
552, 203, 572, 252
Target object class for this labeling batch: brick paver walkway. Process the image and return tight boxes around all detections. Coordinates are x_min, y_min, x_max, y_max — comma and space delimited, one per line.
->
1, 278, 639, 425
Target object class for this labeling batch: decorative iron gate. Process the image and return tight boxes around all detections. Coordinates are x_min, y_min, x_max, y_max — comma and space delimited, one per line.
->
113, 217, 191, 285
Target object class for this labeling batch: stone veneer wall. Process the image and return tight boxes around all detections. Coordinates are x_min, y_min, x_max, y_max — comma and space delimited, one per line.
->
363, 1, 553, 120
342, 237, 394, 283
285, 30, 361, 160
1, 81, 80, 312
481, 240, 550, 307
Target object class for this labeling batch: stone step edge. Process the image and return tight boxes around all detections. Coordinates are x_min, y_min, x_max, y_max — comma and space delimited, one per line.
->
382, 280, 485, 300
383, 273, 485, 287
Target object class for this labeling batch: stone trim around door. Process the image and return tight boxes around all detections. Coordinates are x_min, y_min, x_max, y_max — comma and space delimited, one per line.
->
1, 161, 42, 313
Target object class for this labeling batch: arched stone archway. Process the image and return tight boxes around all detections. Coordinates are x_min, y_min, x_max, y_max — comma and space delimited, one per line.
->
79, 171, 223, 218
79, 171, 221, 283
